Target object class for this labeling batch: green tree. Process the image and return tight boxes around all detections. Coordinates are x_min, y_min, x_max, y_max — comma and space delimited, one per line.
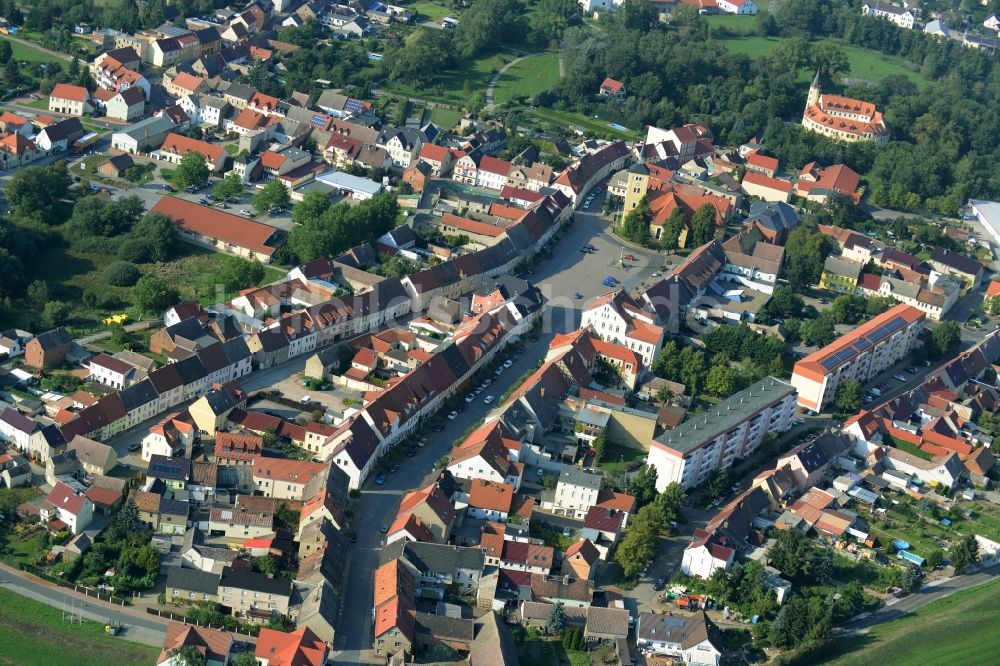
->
784, 225, 833, 291
26, 280, 49, 310
655, 385, 675, 405
212, 172, 244, 201
169, 645, 207, 666
231, 653, 259, 666
688, 204, 717, 247
705, 365, 735, 396
132, 275, 179, 314
768, 528, 813, 581
217, 256, 265, 291
131, 212, 178, 262
252, 554, 279, 577
174, 151, 210, 189
951, 534, 979, 573
800, 313, 836, 347
534, 0, 582, 41
252, 179, 291, 213
292, 189, 332, 226
660, 208, 685, 252
41, 301, 70, 328
6, 162, 72, 223
546, 601, 566, 635
103, 261, 141, 287
615, 514, 656, 577
591, 430, 607, 464
834, 379, 862, 413
925, 321, 961, 360
627, 465, 658, 507
830, 294, 864, 325
619, 195, 651, 245
925, 547, 944, 569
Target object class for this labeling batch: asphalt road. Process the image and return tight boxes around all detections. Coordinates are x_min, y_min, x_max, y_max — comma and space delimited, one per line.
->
841, 562, 1000, 631
0, 563, 168, 646
332, 195, 664, 663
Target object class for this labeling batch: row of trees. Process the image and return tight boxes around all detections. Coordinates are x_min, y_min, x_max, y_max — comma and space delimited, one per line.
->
652, 337, 784, 398
615, 469, 687, 578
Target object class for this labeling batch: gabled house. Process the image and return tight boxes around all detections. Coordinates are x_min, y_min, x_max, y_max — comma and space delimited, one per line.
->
49, 83, 91, 116
40, 481, 94, 534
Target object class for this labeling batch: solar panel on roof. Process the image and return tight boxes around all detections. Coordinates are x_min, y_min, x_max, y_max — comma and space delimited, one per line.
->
664, 619, 686, 627
854, 338, 872, 351
345, 98, 364, 113
310, 114, 327, 127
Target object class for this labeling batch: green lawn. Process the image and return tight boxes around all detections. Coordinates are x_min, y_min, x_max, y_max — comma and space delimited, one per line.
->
0, 587, 160, 665
384, 51, 511, 107
524, 106, 640, 139
597, 441, 646, 475
429, 106, 465, 129
0, 36, 64, 64
402, 0, 458, 22
820, 578, 1000, 665
713, 36, 926, 87
706, 14, 762, 33
493, 53, 561, 105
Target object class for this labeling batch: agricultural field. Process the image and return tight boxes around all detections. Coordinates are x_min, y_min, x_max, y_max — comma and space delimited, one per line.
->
492, 53, 561, 106
400, 0, 461, 23
866, 495, 1000, 562
820, 578, 1000, 665
0, 587, 160, 666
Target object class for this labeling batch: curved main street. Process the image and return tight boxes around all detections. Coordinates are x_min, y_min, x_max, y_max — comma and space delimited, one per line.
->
333, 195, 663, 663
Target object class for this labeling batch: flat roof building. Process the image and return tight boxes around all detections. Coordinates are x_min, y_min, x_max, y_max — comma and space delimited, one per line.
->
649, 377, 796, 490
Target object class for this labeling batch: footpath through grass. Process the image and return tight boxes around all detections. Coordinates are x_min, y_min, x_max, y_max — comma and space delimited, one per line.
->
820, 577, 1000, 665
492, 53, 561, 105
0, 36, 64, 64
0, 587, 160, 665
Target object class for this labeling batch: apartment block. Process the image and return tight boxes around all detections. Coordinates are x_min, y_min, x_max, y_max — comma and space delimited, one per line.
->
648, 377, 797, 490
790, 303, 925, 412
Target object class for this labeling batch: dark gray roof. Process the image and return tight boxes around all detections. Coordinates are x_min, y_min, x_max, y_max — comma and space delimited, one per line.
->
148, 454, 192, 481
415, 612, 475, 641
32, 327, 72, 351
654, 377, 795, 455
219, 567, 292, 596
558, 467, 602, 491
744, 200, 799, 233
166, 566, 219, 595
118, 379, 158, 411
381, 541, 485, 575
173, 355, 207, 385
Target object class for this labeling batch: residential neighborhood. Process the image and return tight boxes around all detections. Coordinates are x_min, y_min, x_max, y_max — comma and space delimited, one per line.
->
0, 0, 999, 665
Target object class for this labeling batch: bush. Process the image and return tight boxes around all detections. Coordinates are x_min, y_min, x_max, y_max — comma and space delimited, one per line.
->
117, 238, 151, 263
102, 261, 141, 287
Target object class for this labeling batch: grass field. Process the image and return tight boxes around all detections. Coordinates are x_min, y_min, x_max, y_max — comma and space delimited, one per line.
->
429, 105, 465, 129
713, 35, 926, 87
401, 0, 460, 22
0, 587, 160, 665
706, 14, 761, 33
6, 235, 284, 334
385, 51, 513, 106
0, 36, 64, 64
524, 106, 640, 139
493, 53, 561, 105
820, 578, 1000, 665
598, 441, 646, 475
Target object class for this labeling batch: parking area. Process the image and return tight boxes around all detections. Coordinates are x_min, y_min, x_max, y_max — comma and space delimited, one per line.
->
264, 373, 367, 416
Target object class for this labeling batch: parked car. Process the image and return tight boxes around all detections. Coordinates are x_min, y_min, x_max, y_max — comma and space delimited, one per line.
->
623, 254, 635, 261
127, 442, 140, 452
503, 359, 514, 368
536, 468, 545, 477
389, 464, 399, 473
240, 209, 252, 216
380, 523, 388, 533
375, 474, 386, 485
465, 393, 475, 403
894, 374, 908, 382
494, 367, 503, 376
573, 292, 583, 299
653, 577, 666, 591
483, 395, 495, 404
447, 411, 459, 420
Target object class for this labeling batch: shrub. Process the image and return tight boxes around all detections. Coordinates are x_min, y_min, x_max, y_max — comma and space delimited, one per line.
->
103, 261, 141, 287
117, 238, 151, 263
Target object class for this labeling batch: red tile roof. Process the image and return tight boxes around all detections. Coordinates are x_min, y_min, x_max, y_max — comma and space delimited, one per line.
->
150, 197, 278, 257
600, 77, 624, 94
419, 143, 450, 162
742, 170, 793, 194
746, 150, 778, 172
255, 627, 327, 666
469, 479, 513, 513
160, 132, 225, 163
46, 482, 88, 516
171, 72, 206, 93
51, 83, 88, 102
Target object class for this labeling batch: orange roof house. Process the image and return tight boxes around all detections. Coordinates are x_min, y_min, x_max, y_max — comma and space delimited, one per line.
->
255, 627, 328, 666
